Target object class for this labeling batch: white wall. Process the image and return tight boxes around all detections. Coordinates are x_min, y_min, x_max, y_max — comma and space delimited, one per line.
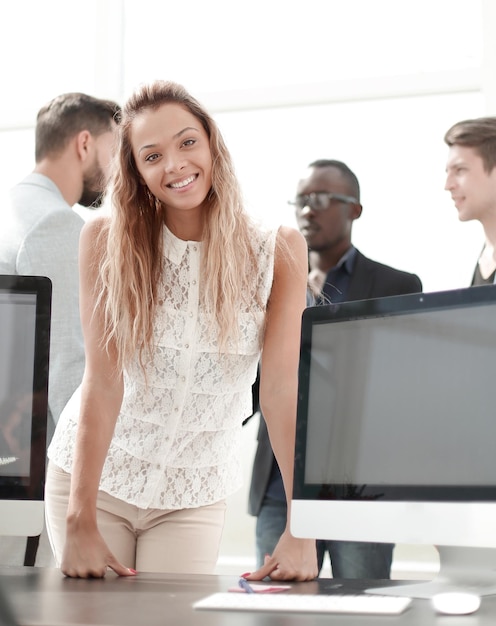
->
0, 0, 487, 292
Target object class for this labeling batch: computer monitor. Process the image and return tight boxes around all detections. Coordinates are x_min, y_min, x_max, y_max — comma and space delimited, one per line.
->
0, 275, 51, 537
291, 284, 496, 598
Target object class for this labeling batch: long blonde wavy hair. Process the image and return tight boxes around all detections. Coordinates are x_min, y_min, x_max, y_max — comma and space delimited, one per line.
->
97, 80, 260, 370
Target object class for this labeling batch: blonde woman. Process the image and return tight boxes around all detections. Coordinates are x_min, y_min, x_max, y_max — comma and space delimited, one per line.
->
45, 80, 317, 581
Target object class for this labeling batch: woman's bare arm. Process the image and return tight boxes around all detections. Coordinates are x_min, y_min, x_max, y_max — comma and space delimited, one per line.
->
62, 217, 134, 578
250, 225, 317, 581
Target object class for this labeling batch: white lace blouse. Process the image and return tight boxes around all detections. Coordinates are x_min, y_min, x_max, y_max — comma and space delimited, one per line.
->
48, 225, 277, 509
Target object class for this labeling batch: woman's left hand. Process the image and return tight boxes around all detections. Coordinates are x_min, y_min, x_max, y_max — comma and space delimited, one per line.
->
246, 529, 318, 581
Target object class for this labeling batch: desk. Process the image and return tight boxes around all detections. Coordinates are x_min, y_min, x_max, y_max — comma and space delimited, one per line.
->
2, 567, 496, 626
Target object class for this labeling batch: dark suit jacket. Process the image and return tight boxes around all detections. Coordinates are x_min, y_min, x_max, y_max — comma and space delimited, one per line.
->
248, 249, 422, 516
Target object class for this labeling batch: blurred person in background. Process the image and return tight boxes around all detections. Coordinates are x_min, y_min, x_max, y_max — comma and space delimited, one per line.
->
249, 159, 422, 579
444, 117, 496, 286
0, 91, 120, 566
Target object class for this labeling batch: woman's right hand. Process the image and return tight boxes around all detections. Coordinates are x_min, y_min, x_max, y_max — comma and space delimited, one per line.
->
61, 523, 136, 578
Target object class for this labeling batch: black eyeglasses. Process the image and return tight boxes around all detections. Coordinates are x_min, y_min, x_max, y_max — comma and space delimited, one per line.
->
288, 192, 358, 211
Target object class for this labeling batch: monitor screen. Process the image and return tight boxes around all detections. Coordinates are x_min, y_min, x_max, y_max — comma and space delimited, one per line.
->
291, 285, 496, 597
0, 275, 51, 537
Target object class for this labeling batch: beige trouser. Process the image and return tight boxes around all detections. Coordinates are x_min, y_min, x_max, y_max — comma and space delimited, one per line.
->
44, 461, 226, 574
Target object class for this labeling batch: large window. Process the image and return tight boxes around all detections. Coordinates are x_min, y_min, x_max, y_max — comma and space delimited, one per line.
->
122, 0, 482, 94
216, 90, 486, 292
0, 0, 486, 293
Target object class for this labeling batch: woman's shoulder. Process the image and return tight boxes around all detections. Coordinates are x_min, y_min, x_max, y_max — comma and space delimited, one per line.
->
273, 224, 307, 262
247, 222, 307, 264
81, 214, 110, 237
80, 215, 111, 244
275, 224, 306, 247
79, 215, 111, 259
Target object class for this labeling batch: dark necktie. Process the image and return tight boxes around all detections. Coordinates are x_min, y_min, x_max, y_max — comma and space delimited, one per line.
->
320, 267, 346, 305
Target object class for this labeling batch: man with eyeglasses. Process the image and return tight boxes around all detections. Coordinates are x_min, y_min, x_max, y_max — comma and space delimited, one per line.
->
248, 158, 422, 579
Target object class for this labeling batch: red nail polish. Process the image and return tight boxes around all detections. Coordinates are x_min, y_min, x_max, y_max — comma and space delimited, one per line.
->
240, 572, 251, 578
128, 568, 137, 574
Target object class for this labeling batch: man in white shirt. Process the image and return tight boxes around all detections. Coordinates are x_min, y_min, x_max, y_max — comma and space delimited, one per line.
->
444, 116, 496, 286
0, 91, 120, 566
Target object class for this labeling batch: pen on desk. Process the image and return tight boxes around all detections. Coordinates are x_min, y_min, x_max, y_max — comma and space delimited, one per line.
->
238, 577, 255, 593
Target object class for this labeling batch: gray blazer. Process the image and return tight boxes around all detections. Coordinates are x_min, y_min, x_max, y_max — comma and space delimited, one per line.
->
248, 250, 422, 516
0, 173, 85, 433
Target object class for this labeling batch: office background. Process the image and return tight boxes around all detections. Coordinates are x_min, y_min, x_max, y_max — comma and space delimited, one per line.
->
0, 0, 493, 576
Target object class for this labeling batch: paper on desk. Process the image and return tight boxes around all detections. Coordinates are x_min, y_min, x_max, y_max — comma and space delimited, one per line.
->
228, 584, 291, 593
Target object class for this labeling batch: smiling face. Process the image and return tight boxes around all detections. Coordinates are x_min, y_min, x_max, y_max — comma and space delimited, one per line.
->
131, 102, 213, 223
445, 145, 496, 223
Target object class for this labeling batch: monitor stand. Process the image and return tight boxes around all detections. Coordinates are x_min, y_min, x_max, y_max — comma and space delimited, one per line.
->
368, 546, 496, 599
